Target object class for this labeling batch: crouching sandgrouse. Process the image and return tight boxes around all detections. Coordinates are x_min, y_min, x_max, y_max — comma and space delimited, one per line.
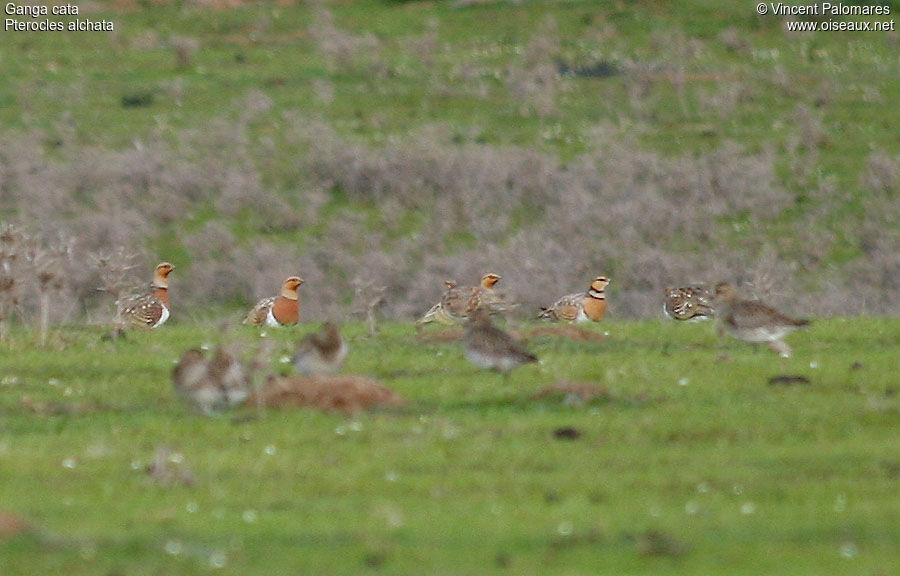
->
539, 276, 609, 323
417, 272, 509, 327
663, 284, 714, 322
172, 345, 250, 415
244, 276, 303, 327
713, 281, 810, 357
117, 262, 174, 328
292, 322, 348, 375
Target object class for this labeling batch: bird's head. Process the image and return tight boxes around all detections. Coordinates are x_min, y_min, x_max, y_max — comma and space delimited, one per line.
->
590, 276, 610, 291
153, 262, 175, 287
282, 276, 304, 299
481, 273, 501, 289
713, 282, 738, 301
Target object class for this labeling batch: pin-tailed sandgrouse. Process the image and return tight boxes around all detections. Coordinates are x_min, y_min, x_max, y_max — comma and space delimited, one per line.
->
539, 276, 609, 323
117, 262, 174, 328
172, 346, 250, 415
244, 276, 303, 327
417, 273, 507, 327
292, 322, 348, 374
663, 284, 714, 322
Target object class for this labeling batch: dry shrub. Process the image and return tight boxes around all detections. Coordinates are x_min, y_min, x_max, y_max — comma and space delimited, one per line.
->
0, 225, 26, 339
791, 103, 828, 148
405, 17, 440, 70
182, 223, 248, 307
621, 59, 663, 112
844, 187, 900, 314
696, 83, 739, 120
718, 26, 751, 54
312, 78, 335, 105
863, 150, 900, 194
796, 150, 900, 315
1, 91, 898, 323
622, 27, 704, 116
786, 103, 827, 182
184, 230, 312, 319
0, 224, 79, 337
308, 3, 381, 71
287, 119, 803, 319
169, 36, 199, 69
505, 16, 564, 117
293, 120, 561, 240
446, 60, 492, 99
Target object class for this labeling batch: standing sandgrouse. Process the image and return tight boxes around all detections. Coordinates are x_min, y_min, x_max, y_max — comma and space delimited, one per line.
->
539, 276, 610, 323
117, 262, 174, 329
713, 281, 810, 357
463, 309, 538, 378
244, 276, 304, 327
663, 284, 714, 322
417, 273, 505, 327
292, 322, 348, 375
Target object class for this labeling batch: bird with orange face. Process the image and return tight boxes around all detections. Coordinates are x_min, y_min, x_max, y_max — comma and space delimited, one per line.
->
244, 276, 304, 327
417, 273, 509, 327
117, 262, 175, 328
539, 276, 609, 323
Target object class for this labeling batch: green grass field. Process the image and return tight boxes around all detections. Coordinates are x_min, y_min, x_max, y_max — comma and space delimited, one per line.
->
1, 318, 897, 574
1, 1, 898, 573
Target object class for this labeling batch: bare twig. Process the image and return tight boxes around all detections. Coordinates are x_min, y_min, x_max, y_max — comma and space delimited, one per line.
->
0, 225, 26, 342
352, 277, 386, 337
90, 248, 139, 333
30, 235, 72, 347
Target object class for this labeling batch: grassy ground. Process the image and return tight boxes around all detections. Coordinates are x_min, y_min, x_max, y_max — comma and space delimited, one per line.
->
0, 318, 897, 574
5, 0, 898, 159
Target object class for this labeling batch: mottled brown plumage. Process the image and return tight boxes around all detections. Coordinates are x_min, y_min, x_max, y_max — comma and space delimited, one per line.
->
463, 309, 537, 376
207, 346, 251, 408
713, 282, 810, 357
663, 284, 714, 321
539, 276, 609, 323
118, 262, 174, 328
172, 346, 250, 415
172, 348, 220, 415
292, 322, 348, 374
418, 273, 509, 327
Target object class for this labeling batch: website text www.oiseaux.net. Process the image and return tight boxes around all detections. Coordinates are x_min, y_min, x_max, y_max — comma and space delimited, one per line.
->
758, 2, 895, 32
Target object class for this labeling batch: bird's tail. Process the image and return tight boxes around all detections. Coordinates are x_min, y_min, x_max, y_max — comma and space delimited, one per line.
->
416, 303, 442, 327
